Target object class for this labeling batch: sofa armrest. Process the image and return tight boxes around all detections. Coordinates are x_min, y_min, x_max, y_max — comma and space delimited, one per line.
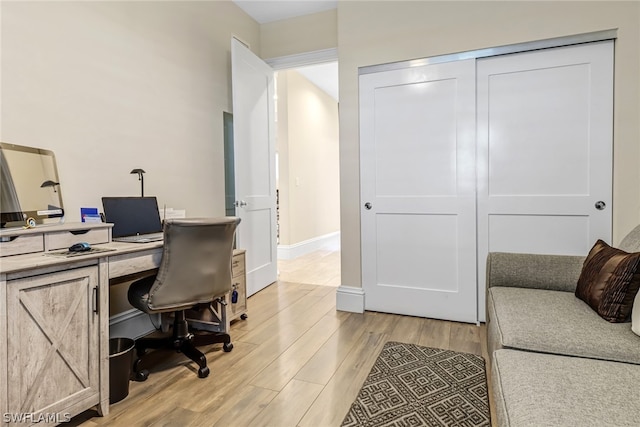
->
486, 252, 586, 292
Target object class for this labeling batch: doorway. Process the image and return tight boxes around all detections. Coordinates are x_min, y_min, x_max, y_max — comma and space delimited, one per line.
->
274, 62, 341, 286
227, 44, 340, 293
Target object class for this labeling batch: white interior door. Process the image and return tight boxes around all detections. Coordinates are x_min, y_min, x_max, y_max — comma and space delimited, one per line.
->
476, 41, 614, 321
360, 59, 478, 323
231, 38, 277, 296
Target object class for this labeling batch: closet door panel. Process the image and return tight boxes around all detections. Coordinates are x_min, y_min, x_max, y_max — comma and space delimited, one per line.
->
376, 214, 458, 292
359, 40, 613, 324
360, 59, 477, 323
374, 79, 457, 197
488, 215, 591, 255
477, 41, 613, 321
486, 64, 590, 196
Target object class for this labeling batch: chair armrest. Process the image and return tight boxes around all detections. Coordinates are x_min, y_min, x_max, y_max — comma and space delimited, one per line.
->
486, 252, 586, 292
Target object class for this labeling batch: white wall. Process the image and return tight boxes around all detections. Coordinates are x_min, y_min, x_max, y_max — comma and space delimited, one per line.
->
4, 1, 639, 311
1, 1, 260, 222
258, 1, 640, 293
0, 1, 260, 330
260, 9, 337, 59
337, 1, 640, 290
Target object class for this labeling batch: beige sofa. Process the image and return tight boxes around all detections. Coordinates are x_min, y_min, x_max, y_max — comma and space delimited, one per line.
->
486, 225, 640, 426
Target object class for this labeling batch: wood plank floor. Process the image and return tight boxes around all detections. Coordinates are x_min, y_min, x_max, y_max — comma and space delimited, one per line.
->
277, 249, 341, 286
70, 251, 495, 427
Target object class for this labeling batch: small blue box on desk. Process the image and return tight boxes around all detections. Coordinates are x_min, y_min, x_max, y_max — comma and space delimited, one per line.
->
81, 207, 101, 223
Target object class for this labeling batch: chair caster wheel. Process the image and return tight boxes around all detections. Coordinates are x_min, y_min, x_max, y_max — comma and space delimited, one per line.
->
133, 358, 144, 372
135, 369, 149, 382
198, 366, 210, 378
223, 342, 233, 352
240, 313, 248, 320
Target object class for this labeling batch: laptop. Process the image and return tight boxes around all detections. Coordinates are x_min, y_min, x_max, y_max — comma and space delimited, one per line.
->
102, 197, 164, 243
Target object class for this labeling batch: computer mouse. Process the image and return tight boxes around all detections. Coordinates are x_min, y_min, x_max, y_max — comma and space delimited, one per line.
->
69, 242, 91, 252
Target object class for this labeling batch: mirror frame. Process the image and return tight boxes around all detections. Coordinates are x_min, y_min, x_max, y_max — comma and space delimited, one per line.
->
1, 142, 65, 228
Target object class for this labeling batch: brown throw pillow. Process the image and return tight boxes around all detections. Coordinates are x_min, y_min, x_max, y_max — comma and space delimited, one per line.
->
575, 240, 640, 322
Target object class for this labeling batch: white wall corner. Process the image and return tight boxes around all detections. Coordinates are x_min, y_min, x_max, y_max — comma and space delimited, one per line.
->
336, 285, 365, 313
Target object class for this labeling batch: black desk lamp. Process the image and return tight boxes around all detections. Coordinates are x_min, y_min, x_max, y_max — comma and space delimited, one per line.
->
40, 180, 60, 192
130, 169, 146, 197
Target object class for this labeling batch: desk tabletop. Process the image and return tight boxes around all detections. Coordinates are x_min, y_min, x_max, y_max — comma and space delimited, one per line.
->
0, 241, 163, 275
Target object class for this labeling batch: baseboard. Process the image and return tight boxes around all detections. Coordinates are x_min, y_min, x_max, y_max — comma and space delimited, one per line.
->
336, 285, 365, 313
109, 309, 158, 339
277, 231, 340, 260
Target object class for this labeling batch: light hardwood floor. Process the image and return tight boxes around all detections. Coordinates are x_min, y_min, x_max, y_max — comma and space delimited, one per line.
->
71, 253, 494, 427
277, 249, 341, 286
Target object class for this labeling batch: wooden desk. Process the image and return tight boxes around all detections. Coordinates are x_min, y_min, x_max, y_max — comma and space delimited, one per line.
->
0, 223, 246, 426
1, 223, 114, 425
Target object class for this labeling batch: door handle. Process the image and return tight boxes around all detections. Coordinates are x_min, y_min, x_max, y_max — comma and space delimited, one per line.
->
364, 202, 372, 210
234, 200, 248, 208
595, 201, 606, 210
93, 286, 99, 314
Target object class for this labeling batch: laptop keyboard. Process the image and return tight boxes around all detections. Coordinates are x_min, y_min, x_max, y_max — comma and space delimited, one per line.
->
114, 232, 164, 243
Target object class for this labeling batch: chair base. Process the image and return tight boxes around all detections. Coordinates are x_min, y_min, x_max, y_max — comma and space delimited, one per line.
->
133, 310, 232, 379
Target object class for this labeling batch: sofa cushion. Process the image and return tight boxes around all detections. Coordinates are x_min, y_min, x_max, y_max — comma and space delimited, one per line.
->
488, 286, 640, 364
486, 252, 585, 292
491, 349, 640, 427
575, 239, 640, 322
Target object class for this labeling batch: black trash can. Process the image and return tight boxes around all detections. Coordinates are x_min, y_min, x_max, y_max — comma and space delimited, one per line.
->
109, 337, 135, 404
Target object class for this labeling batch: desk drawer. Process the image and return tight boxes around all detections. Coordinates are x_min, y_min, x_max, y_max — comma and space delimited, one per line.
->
109, 248, 163, 279
232, 251, 245, 278
46, 228, 110, 250
230, 274, 247, 318
0, 234, 44, 257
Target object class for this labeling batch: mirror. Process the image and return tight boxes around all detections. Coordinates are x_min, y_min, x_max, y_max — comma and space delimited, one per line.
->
1, 142, 64, 228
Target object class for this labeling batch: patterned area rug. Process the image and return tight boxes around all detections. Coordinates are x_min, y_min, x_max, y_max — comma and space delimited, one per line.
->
341, 341, 490, 427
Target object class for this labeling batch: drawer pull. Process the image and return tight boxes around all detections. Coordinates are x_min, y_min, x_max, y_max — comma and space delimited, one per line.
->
70, 229, 90, 235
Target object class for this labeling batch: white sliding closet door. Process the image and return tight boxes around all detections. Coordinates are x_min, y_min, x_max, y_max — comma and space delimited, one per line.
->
359, 40, 613, 324
360, 60, 478, 323
476, 41, 614, 321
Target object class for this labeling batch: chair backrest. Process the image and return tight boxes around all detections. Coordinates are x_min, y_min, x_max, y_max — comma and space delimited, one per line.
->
619, 224, 640, 253
147, 217, 240, 311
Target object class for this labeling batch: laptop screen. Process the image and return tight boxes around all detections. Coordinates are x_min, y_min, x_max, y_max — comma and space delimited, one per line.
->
102, 197, 163, 238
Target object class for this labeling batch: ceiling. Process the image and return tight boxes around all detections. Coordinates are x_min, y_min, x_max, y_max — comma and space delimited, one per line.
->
233, 1, 337, 24
232, 1, 339, 101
